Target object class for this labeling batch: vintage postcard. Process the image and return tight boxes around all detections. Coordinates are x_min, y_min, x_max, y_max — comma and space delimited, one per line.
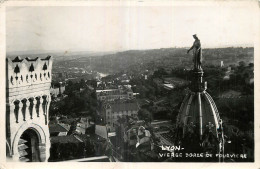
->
0, 0, 259, 169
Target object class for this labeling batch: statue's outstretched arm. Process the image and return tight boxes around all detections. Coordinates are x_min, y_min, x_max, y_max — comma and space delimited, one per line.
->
187, 43, 194, 54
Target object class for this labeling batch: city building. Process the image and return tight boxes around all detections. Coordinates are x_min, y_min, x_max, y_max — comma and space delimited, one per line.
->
50, 135, 83, 144
100, 101, 140, 132
49, 123, 70, 137
52, 72, 68, 80
125, 124, 151, 147
163, 77, 189, 87
220, 60, 224, 67
50, 83, 65, 97
96, 87, 134, 102
152, 121, 174, 146
153, 77, 188, 91
6, 56, 53, 162
75, 117, 91, 135
163, 83, 174, 90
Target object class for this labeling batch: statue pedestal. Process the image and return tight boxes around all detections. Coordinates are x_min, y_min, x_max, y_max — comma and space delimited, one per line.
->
191, 69, 207, 92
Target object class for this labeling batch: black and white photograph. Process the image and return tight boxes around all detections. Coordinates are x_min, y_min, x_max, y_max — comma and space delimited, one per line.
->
2, 0, 259, 166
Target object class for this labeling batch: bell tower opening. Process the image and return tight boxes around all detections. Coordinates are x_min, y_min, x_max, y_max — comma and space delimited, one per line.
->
18, 129, 41, 162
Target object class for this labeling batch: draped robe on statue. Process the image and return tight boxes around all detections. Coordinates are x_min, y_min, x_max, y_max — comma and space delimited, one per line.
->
191, 39, 203, 70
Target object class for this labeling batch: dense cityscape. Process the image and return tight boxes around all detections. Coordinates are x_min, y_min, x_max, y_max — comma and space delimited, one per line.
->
4, 2, 258, 166
11, 47, 252, 162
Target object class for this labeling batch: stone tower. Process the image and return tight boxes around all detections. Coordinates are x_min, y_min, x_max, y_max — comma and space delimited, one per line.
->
175, 69, 225, 162
6, 56, 53, 162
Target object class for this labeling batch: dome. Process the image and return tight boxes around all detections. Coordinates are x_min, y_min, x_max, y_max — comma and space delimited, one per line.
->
174, 69, 224, 162
176, 90, 221, 138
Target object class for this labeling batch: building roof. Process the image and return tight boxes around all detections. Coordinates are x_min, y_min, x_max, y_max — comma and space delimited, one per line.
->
219, 90, 241, 98
96, 88, 133, 96
59, 123, 71, 131
177, 91, 221, 137
49, 123, 69, 133
106, 102, 139, 112
50, 135, 82, 143
77, 134, 106, 142
77, 134, 90, 142
163, 84, 174, 90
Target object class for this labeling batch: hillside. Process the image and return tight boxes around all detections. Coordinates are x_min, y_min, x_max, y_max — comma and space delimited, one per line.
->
7, 47, 254, 75
54, 47, 253, 74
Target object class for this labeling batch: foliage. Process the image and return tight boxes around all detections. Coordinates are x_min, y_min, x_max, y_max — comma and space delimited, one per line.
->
49, 79, 98, 119
138, 109, 153, 122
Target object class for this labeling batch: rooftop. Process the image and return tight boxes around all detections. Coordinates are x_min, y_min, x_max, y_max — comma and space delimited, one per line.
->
49, 123, 69, 133
105, 101, 139, 112
50, 135, 82, 143
77, 134, 107, 142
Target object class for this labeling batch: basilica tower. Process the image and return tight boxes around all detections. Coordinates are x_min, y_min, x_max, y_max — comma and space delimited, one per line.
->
6, 56, 53, 162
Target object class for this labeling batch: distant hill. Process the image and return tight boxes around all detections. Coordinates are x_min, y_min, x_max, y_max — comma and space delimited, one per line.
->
53, 47, 254, 74
6, 50, 116, 61
7, 47, 254, 75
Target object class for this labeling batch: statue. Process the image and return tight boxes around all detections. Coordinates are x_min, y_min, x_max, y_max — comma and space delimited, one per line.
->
187, 34, 203, 70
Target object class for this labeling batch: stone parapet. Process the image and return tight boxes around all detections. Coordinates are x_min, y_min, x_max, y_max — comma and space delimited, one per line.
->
6, 56, 52, 90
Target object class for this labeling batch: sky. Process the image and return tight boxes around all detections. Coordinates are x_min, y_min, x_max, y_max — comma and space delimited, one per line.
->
6, 4, 257, 53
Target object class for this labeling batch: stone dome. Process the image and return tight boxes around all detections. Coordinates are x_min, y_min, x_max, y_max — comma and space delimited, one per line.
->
176, 90, 221, 138
174, 69, 225, 163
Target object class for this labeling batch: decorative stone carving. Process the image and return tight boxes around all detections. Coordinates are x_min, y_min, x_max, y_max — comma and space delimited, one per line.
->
21, 99, 27, 121
13, 101, 20, 123
29, 98, 37, 119
36, 97, 43, 117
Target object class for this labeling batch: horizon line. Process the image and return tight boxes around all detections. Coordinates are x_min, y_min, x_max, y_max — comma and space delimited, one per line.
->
7, 45, 254, 55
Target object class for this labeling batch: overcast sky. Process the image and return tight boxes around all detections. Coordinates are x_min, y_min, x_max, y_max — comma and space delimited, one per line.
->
6, 5, 257, 53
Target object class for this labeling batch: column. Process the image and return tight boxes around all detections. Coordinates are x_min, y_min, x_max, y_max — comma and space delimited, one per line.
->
45, 95, 51, 161
38, 143, 47, 162
46, 95, 51, 125
6, 103, 12, 139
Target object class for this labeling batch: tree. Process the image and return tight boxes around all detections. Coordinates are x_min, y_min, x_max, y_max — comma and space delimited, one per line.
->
238, 61, 246, 68
79, 79, 86, 88
248, 63, 254, 68
153, 68, 168, 78
138, 109, 152, 122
